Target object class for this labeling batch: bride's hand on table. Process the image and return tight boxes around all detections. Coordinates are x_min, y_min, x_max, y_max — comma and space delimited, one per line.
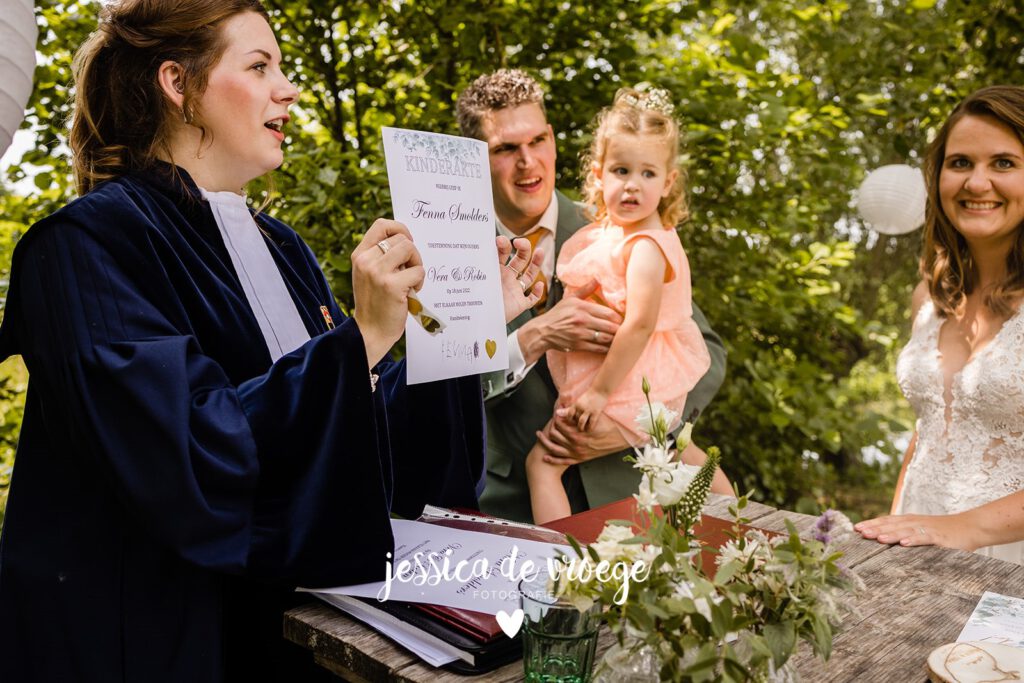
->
854, 512, 979, 552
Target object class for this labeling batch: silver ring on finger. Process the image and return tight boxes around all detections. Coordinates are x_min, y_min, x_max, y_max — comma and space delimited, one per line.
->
593, 330, 600, 343
377, 239, 391, 255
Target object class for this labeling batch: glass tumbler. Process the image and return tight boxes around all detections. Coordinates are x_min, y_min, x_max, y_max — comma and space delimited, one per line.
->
519, 572, 602, 683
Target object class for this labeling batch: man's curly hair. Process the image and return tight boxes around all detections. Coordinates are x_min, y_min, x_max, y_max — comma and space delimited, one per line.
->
456, 69, 546, 140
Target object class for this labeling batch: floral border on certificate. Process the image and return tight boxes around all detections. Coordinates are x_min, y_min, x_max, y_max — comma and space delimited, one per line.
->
972, 593, 1024, 626
390, 130, 483, 162
959, 591, 1024, 648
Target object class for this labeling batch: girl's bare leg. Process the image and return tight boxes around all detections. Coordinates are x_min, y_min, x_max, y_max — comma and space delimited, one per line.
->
526, 438, 571, 524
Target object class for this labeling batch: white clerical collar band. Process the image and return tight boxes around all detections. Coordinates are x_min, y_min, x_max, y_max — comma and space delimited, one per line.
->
200, 188, 310, 362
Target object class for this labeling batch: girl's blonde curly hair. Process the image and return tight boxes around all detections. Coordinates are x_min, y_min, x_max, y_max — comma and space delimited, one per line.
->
582, 87, 689, 228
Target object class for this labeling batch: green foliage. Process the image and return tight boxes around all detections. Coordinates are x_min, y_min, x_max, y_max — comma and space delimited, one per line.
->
2, 0, 1022, 527
0, 357, 26, 530
0, 193, 29, 527
555, 470, 862, 681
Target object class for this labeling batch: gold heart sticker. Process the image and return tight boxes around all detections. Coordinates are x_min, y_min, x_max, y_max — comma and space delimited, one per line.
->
485, 339, 497, 358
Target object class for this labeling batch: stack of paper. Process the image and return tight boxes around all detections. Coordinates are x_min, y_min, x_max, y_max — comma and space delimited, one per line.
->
300, 518, 571, 673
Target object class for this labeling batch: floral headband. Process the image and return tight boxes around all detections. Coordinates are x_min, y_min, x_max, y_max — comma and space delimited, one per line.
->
616, 85, 676, 117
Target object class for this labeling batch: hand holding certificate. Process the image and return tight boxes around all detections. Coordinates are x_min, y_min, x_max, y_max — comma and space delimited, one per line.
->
496, 235, 545, 319
383, 127, 531, 384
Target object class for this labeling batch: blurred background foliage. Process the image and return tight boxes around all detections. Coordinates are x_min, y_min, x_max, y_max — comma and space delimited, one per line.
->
2, 0, 1023, 526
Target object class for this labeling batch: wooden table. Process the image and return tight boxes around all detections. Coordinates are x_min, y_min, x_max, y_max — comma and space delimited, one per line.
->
284, 494, 1024, 682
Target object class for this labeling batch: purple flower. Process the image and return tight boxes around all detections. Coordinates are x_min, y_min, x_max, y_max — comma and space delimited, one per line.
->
813, 509, 853, 545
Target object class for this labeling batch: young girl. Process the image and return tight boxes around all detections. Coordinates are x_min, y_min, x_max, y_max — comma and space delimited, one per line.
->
526, 88, 729, 523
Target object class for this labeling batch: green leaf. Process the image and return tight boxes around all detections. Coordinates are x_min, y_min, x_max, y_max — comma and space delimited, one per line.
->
565, 534, 585, 560
710, 13, 736, 36
714, 559, 741, 585
792, 6, 820, 22
317, 167, 340, 186
710, 599, 731, 638
812, 613, 834, 659
764, 620, 797, 667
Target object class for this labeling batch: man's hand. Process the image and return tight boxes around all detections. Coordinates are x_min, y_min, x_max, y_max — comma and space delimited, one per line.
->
496, 236, 543, 323
535, 405, 629, 466
517, 280, 623, 365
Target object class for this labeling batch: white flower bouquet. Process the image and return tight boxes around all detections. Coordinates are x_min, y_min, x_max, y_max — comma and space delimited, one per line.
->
551, 379, 862, 682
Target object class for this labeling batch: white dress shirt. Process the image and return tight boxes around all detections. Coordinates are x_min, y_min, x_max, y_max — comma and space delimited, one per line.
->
496, 197, 559, 390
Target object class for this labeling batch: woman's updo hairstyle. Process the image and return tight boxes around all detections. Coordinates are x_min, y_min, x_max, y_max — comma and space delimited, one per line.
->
70, 0, 268, 195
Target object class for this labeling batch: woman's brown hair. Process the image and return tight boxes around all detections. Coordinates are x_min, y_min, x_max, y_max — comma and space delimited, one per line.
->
70, 0, 268, 195
922, 85, 1024, 317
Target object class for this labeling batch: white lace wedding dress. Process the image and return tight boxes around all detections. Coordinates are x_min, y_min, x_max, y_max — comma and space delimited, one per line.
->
895, 299, 1024, 564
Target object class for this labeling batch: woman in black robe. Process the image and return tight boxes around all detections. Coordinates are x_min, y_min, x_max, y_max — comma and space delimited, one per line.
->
0, 1, 542, 681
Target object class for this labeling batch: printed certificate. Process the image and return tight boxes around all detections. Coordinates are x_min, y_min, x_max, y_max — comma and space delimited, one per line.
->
382, 127, 508, 384
306, 519, 570, 615
958, 591, 1024, 647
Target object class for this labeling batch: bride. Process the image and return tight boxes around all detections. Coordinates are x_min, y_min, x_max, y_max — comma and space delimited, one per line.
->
856, 85, 1024, 563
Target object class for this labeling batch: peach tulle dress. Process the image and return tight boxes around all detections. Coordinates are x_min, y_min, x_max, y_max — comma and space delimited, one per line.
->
547, 223, 711, 444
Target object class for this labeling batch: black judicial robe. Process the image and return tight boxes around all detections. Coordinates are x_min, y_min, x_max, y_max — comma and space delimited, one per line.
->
0, 164, 485, 682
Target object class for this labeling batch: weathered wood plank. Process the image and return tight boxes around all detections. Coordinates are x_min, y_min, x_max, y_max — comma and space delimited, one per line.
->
284, 602, 419, 682
703, 493, 776, 521
790, 543, 1024, 682
313, 654, 369, 682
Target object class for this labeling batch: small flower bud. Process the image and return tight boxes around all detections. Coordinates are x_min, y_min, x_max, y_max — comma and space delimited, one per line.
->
676, 422, 694, 450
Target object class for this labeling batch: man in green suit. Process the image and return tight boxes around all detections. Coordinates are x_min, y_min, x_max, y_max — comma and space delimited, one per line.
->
456, 70, 727, 523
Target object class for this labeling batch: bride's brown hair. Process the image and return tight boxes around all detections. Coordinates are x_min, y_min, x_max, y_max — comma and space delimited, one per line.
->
70, 0, 268, 195
922, 85, 1024, 318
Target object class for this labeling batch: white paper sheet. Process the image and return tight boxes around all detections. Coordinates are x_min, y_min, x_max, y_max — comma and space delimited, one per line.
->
958, 591, 1024, 647
316, 592, 460, 667
307, 519, 570, 615
381, 127, 509, 384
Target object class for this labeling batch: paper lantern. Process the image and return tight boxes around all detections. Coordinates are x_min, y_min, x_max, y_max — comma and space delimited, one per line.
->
0, 0, 36, 158
856, 164, 927, 235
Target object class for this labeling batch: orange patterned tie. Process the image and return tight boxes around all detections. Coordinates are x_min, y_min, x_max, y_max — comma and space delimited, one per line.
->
523, 229, 548, 310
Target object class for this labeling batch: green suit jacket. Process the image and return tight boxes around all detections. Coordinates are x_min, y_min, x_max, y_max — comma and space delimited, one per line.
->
480, 191, 726, 522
